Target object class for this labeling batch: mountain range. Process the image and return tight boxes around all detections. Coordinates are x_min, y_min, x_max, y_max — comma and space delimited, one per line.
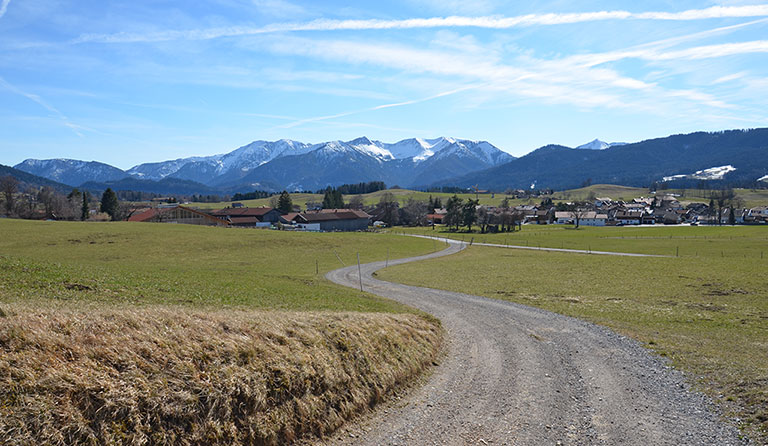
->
8, 129, 768, 195
13, 137, 514, 194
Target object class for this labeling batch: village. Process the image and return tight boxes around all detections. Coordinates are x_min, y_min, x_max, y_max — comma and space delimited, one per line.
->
125, 191, 768, 231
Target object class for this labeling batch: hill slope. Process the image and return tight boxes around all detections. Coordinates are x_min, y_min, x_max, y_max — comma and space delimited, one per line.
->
441, 129, 768, 190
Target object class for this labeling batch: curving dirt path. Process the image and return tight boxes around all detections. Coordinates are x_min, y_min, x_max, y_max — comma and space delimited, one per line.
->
323, 239, 746, 446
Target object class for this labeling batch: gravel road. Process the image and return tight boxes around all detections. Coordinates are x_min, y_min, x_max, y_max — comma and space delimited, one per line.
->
323, 239, 747, 446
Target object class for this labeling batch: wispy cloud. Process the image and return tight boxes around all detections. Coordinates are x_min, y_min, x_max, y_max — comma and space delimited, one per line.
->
71, 5, 768, 44
275, 84, 483, 129
0, 0, 11, 19
0, 76, 89, 136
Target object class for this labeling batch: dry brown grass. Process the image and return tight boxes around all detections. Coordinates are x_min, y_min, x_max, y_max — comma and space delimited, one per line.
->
0, 304, 442, 445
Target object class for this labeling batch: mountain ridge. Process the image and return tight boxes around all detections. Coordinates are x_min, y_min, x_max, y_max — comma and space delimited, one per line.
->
15, 136, 513, 193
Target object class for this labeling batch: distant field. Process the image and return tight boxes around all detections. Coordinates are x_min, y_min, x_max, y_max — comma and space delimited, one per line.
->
399, 224, 768, 258
188, 185, 768, 211
0, 220, 440, 445
380, 225, 768, 442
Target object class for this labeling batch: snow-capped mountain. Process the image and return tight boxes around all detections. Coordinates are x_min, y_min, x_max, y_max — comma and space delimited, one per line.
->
211, 137, 514, 191
13, 136, 514, 192
13, 159, 127, 187
575, 139, 627, 150
127, 139, 317, 182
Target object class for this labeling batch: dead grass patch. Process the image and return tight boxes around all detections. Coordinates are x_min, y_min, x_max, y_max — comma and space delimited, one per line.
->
0, 304, 442, 445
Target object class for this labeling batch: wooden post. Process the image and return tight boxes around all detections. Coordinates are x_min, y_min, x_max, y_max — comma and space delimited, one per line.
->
357, 253, 363, 292
334, 249, 345, 266
316, 259, 319, 275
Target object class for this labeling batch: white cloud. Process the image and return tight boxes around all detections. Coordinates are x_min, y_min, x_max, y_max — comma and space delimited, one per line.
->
71, 5, 768, 44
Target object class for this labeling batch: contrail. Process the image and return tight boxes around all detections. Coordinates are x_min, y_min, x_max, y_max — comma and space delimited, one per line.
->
72, 5, 768, 44
0, 0, 11, 19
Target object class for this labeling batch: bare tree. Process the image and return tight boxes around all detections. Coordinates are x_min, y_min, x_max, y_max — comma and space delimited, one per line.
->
37, 186, 57, 219
1, 175, 19, 216
402, 198, 428, 226
567, 202, 590, 228
347, 195, 365, 210
376, 192, 400, 226
477, 206, 491, 233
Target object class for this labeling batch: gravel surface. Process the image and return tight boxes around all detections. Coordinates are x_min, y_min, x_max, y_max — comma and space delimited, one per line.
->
322, 239, 748, 446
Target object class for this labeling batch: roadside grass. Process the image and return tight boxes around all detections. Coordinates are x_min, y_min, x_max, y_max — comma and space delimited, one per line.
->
378, 229, 768, 442
0, 305, 441, 445
0, 219, 441, 445
398, 225, 768, 259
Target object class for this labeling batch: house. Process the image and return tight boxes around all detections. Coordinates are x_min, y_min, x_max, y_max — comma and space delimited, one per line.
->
293, 209, 370, 231
209, 207, 283, 227
427, 208, 447, 224
748, 206, 768, 222
128, 206, 228, 226
554, 211, 573, 225
579, 212, 609, 226
613, 210, 643, 225
595, 197, 613, 208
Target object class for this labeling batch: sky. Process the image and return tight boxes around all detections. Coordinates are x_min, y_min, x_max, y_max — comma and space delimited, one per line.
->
1, 0, 767, 169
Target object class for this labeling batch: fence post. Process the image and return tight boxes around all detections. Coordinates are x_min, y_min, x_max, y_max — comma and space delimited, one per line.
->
357, 253, 363, 292
316, 259, 319, 275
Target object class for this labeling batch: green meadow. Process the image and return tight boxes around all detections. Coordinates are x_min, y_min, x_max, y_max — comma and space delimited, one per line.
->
379, 225, 768, 441
0, 219, 435, 312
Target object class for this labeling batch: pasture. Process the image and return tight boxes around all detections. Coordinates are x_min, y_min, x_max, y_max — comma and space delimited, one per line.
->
0, 219, 441, 445
380, 225, 768, 441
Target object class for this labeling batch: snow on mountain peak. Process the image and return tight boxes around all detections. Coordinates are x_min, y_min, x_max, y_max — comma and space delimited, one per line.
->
575, 139, 627, 150
576, 139, 611, 150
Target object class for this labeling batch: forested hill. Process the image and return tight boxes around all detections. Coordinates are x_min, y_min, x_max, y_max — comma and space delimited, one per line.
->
437, 129, 768, 191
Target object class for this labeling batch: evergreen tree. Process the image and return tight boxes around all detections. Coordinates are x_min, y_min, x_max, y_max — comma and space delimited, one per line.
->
81, 191, 89, 221
277, 191, 293, 213
100, 188, 119, 221
462, 199, 478, 232
322, 187, 334, 209
444, 195, 463, 231
333, 189, 344, 208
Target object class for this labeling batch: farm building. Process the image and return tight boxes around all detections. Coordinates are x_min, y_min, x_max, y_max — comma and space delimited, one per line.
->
128, 206, 227, 226
209, 207, 283, 227
290, 209, 370, 231
579, 212, 609, 226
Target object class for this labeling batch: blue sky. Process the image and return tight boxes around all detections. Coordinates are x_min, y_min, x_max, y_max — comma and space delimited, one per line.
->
1, 0, 767, 169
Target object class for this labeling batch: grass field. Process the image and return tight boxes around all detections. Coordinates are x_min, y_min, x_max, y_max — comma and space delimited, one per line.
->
379, 226, 768, 442
399, 224, 768, 259
0, 219, 436, 312
188, 185, 768, 211
0, 219, 441, 445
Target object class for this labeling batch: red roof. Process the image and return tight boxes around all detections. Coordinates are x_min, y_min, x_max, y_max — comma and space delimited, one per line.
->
128, 208, 160, 222
128, 206, 226, 224
211, 207, 276, 217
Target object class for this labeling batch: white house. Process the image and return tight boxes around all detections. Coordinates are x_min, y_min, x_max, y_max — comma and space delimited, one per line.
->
580, 212, 609, 226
